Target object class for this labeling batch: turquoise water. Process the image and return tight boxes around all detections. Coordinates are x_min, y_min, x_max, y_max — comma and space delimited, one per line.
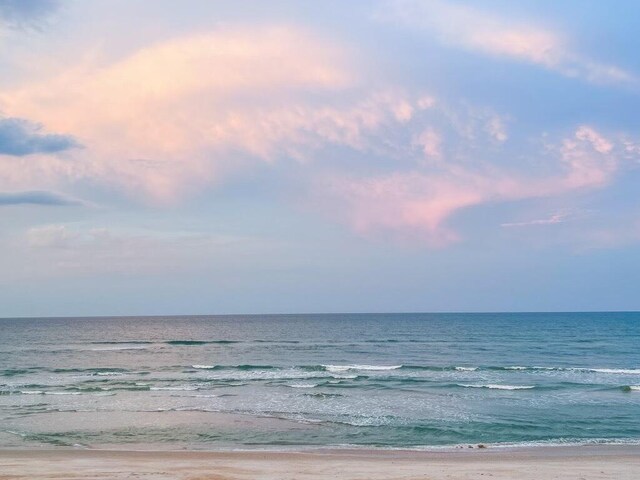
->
1, 312, 640, 449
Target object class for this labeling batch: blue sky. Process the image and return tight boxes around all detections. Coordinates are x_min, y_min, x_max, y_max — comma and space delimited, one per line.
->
1, 0, 639, 316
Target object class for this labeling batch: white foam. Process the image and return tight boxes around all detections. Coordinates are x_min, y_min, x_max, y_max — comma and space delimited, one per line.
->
629, 386, 640, 391
20, 390, 83, 395
498, 366, 640, 374
459, 384, 535, 390
589, 368, 640, 375
455, 367, 478, 371
323, 365, 402, 372
150, 386, 199, 391
288, 383, 318, 388
173, 394, 221, 398
192, 365, 216, 369
88, 346, 148, 351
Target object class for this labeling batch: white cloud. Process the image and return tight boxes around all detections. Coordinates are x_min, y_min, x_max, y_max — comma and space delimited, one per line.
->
501, 212, 569, 228
413, 127, 442, 160
485, 116, 508, 143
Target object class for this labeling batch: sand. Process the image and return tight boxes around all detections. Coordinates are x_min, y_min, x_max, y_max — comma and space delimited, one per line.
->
0, 446, 639, 479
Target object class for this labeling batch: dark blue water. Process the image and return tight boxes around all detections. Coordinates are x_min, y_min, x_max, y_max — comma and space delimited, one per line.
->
1, 313, 639, 449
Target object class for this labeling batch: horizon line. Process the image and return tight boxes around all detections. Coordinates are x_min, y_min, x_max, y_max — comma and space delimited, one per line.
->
1, 310, 639, 320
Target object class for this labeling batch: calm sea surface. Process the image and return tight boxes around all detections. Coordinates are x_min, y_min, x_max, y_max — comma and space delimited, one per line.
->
1, 313, 639, 449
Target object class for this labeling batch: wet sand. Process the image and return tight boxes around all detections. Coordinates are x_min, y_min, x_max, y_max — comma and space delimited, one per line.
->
1, 445, 639, 479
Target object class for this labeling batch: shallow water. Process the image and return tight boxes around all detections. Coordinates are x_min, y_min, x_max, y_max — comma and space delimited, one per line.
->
1, 312, 639, 449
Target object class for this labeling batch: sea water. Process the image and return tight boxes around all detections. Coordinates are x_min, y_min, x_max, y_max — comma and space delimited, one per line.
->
1, 312, 639, 449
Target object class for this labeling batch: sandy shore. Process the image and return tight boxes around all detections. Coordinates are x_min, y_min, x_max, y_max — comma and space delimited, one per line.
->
1, 446, 639, 479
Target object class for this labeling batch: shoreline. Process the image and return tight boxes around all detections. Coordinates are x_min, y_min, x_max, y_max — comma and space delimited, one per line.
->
1, 442, 640, 453
1, 445, 639, 479
2, 442, 640, 454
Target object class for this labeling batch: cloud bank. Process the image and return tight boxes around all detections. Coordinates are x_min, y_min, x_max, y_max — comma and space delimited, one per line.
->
0, 117, 78, 156
0, 190, 81, 206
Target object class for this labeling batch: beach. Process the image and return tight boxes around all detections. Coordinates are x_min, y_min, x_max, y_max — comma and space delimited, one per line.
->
1, 446, 639, 479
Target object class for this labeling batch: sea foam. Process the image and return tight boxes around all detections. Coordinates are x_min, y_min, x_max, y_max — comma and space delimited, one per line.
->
322, 365, 402, 372
458, 384, 535, 390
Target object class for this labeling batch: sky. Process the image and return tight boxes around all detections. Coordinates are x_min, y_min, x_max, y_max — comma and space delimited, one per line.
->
1, 0, 639, 317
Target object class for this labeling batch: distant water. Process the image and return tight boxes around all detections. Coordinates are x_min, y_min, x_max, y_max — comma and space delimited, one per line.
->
1, 313, 640, 450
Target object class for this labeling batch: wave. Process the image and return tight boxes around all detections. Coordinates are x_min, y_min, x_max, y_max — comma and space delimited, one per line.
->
195, 372, 350, 383
303, 392, 343, 398
185, 363, 640, 375
253, 340, 301, 344
492, 366, 640, 374
168, 393, 235, 398
287, 383, 318, 388
589, 368, 640, 375
43, 391, 82, 395
87, 346, 149, 351
14, 390, 113, 396
190, 364, 278, 371
324, 364, 640, 374
150, 386, 200, 391
166, 340, 209, 345
457, 384, 535, 390
622, 385, 640, 392
52, 367, 131, 375
1, 369, 32, 377
322, 365, 403, 372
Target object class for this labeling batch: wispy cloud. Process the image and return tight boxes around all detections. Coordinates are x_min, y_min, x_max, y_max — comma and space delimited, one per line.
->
0, 190, 82, 206
0, 117, 79, 156
380, 0, 636, 86
501, 213, 569, 228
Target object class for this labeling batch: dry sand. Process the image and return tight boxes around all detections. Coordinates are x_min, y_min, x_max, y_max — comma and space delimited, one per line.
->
1, 445, 639, 479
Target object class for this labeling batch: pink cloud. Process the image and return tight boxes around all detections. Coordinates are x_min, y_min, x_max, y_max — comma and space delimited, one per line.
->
326, 126, 620, 246
0, 26, 359, 200
1, 26, 444, 203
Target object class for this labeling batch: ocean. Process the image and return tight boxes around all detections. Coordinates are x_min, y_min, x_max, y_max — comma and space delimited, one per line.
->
1, 312, 639, 450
